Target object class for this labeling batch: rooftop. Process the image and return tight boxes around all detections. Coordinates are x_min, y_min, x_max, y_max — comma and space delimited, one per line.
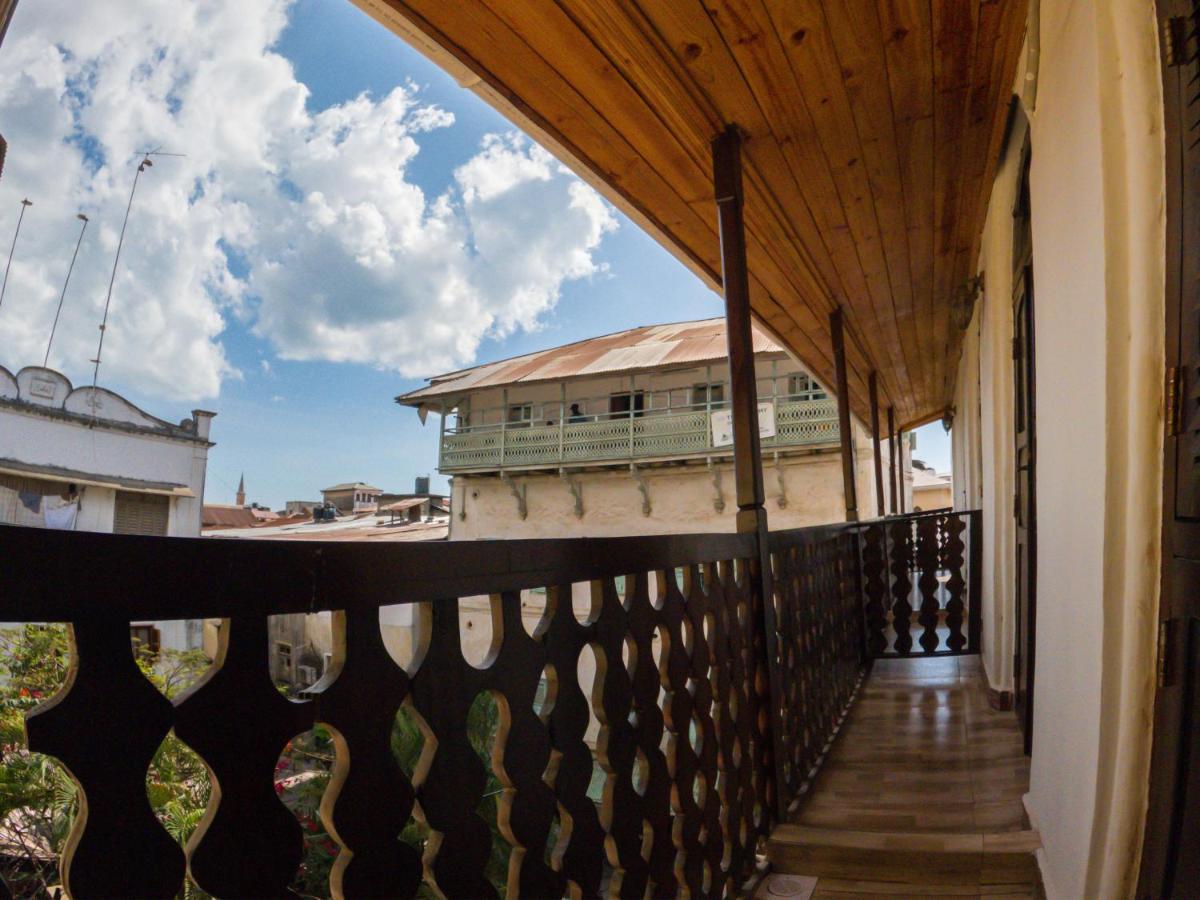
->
321, 482, 383, 494
0, 365, 213, 445
395, 317, 786, 408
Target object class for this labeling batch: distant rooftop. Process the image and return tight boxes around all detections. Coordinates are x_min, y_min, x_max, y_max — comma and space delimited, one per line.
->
321, 482, 382, 493
395, 317, 788, 407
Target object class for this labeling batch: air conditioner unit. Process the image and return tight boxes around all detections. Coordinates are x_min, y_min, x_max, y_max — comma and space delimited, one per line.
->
297, 665, 317, 686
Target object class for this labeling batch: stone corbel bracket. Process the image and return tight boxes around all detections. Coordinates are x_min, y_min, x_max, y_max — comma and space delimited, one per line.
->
775, 453, 788, 509
629, 464, 651, 517
499, 471, 527, 520
708, 459, 725, 513
560, 468, 583, 518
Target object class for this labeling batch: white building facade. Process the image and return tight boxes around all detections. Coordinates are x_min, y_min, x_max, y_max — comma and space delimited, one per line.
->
0, 365, 215, 650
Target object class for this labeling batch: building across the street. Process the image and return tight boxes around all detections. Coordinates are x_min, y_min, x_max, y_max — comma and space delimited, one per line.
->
397, 317, 910, 539
0, 364, 214, 651
911, 461, 953, 512
320, 481, 383, 513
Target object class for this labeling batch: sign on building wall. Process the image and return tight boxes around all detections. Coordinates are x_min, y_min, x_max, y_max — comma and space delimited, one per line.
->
710, 402, 776, 448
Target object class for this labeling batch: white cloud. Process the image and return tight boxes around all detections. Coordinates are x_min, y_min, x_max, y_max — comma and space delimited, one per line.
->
0, 0, 617, 400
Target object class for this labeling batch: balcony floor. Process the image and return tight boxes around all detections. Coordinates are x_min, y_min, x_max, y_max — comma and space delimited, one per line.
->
766, 656, 1041, 898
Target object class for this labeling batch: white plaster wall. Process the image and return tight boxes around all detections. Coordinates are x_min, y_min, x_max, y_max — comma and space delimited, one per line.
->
449, 440, 878, 540
0, 409, 200, 490
75, 485, 116, 532
958, 98, 1027, 698
999, 1, 1165, 896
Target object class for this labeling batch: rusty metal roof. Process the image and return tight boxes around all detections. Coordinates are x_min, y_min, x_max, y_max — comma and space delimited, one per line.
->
395, 317, 784, 407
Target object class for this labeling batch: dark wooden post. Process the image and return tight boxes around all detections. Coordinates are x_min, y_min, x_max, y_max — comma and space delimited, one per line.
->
869, 372, 885, 519
830, 308, 858, 522
712, 124, 786, 818
888, 405, 899, 515
897, 428, 906, 514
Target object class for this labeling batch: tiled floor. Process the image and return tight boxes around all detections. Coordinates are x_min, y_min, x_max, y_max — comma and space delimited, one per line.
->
766, 656, 1040, 898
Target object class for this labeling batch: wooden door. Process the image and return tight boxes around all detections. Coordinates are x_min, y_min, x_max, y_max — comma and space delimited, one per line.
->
1142, 1, 1200, 893
1012, 140, 1036, 755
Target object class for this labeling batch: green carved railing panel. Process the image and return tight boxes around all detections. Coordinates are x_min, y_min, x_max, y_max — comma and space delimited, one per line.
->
440, 399, 839, 471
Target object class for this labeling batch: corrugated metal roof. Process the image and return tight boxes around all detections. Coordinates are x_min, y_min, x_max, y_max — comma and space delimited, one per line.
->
396, 317, 784, 406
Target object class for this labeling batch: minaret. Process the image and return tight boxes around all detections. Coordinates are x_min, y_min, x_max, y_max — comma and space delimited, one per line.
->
236, 473, 246, 507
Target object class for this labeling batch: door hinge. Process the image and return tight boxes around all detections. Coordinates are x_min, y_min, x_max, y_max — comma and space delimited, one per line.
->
1013, 492, 1020, 521
1165, 366, 1182, 436
1157, 618, 1175, 689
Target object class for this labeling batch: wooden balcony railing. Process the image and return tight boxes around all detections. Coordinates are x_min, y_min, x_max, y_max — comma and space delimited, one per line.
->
860, 509, 983, 657
0, 509, 979, 898
440, 398, 840, 472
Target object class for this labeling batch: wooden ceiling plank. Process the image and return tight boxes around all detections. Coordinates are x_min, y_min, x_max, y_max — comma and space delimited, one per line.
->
636, 1, 864, 315
878, 0, 936, 412
392, 0, 727, 280
931, 0, 979, 416
742, 0, 917, 413
479, 0, 713, 198
942, 0, 1005, 403
818, 0, 923, 417
942, 0, 1028, 407
634, 0, 886, 408
554, 0, 863, 413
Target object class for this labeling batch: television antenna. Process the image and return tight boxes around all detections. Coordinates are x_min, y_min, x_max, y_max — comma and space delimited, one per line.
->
44, 213, 90, 367
0, 198, 32, 315
90, 149, 185, 391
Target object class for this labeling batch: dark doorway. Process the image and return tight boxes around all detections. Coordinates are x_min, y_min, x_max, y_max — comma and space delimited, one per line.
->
1141, 1, 1200, 894
1012, 134, 1037, 756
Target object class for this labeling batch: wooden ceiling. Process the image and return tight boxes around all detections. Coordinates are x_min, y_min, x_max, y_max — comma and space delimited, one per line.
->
356, 0, 1028, 428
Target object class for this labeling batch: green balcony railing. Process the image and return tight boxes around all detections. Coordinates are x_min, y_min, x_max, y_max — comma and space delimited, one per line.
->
440, 397, 840, 471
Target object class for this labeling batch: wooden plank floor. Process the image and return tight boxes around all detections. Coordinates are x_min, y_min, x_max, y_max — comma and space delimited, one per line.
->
795, 655, 1029, 833
765, 656, 1039, 898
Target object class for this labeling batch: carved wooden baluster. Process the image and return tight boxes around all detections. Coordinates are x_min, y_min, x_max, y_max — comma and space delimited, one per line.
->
861, 523, 889, 655
673, 565, 712, 894
409, 597, 496, 899
588, 576, 649, 898
310, 609, 422, 899
715, 559, 755, 887
745, 554, 773, 830
942, 514, 969, 652
687, 565, 723, 896
541, 583, 605, 896
486, 590, 559, 898
888, 519, 914, 653
622, 570, 676, 897
915, 515, 943, 651
173, 616, 313, 898
25, 620, 185, 899
655, 568, 700, 894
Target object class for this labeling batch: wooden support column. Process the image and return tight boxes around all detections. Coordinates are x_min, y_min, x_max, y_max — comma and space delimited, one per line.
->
898, 428, 906, 514
869, 372, 885, 519
712, 124, 785, 819
830, 308, 858, 522
888, 406, 899, 515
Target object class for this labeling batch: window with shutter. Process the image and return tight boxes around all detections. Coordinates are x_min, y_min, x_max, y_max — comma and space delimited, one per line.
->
112, 491, 169, 536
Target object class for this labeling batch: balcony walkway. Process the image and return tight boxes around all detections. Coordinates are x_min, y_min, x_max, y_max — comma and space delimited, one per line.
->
766, 656, 1042, 898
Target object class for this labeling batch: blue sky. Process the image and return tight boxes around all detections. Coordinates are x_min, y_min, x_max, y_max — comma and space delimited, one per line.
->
0, 0, 948, 509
